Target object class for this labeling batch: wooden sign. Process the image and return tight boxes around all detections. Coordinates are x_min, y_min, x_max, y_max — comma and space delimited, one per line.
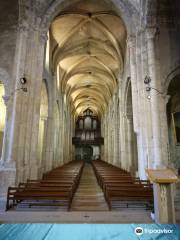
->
146, 168, 180, 183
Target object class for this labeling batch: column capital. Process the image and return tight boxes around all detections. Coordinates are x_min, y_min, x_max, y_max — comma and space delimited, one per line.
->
126, 35, 136, 48
18, 21, 29, 35
39, 31, 48, 44
145, 27, 158, 40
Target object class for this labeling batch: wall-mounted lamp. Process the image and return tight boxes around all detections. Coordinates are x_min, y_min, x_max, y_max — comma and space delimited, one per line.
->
4, 76, 28, 103
10, 76, 28, 94
144, 75, 151, 99
20, 77, 27, 85
144, 75, 164, 100
19, 76, 27, 92
144, 76, 151, 84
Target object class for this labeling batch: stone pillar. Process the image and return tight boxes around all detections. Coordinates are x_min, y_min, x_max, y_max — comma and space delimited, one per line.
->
39, 116, 48, 177
0, 95, 12, 166
146, 27, 174, 223
7, 24, 47, 183
127, 36, 139, 133
103, 114, 108, 162
113, 95, 119, 166
146, 27, 169, 168
0, 96, 16, 198
59, 94, 64, 164
127, 36, 146, 178
44, 116, 54, 171
126, 116, 134, 173
118, 98, 126, 169
139, 29, 154, 169
0, 23, 30, 197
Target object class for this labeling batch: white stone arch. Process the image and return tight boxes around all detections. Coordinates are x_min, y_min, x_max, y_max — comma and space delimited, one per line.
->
165, 66, 180, 171
164, 65, 180, 94
39, 0, 139, 35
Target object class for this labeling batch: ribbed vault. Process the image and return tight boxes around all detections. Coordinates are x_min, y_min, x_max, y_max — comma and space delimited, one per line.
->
50, 2, 127, 117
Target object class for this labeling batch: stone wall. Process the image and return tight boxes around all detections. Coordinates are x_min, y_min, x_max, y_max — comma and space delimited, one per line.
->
0, 1, 18, 88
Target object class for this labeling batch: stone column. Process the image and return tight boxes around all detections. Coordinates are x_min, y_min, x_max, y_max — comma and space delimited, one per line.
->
127, 36, 146, 177
118, 96, 126, 169
126, 116, 134, 173
0, 95, 12, 166
103, 114, 108, 162
109, 108, 112, 164
0, 96, 16, 198
0, 23, 30, 197
118, 89, 125, 168
7, 25, 47, 182
39, 116, 48, 177
146, 27, 169, 168
127, 36, 139, 133
139, 29, 154, 169
146, 27, 175, 223
113, 95, 119, 166
44, 116, 54, 171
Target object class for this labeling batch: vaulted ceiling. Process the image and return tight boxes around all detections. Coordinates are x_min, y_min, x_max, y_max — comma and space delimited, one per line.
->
50, 1, 127, 117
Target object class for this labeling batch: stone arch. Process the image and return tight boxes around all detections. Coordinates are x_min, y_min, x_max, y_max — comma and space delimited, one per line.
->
164, 65, 180, 94
166, 70, 180, 172
39, 0, 139, 34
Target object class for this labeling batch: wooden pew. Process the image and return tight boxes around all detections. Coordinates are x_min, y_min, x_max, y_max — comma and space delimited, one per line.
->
92, 160, 153, 210
6, 160, 84, 211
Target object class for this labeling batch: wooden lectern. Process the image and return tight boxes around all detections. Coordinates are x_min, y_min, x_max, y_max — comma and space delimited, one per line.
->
146, 168, 180, 224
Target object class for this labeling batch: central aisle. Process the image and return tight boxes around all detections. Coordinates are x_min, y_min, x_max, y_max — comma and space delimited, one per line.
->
70, 163, 109, 211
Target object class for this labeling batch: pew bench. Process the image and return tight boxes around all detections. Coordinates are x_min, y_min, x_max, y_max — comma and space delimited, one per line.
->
6, 186, 73, 211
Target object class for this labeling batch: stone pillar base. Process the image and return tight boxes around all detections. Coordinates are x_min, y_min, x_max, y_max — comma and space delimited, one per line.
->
0, 167, 16, 198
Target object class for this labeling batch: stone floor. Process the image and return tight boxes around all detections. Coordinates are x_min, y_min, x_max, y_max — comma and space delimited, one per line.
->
70, 163, 109, 211
0, 210, 154, 223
